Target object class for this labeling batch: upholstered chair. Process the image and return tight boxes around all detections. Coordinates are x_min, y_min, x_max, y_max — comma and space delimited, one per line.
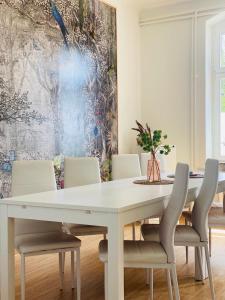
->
12, 160, 81, 300
111, 154, 141, 180
99, 163, 189, 300
63, 157, 107, 237
142, 159, 219, 300
183, 162, 225, 257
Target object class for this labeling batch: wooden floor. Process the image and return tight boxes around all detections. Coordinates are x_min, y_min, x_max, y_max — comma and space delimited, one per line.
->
14, 225, 225, 300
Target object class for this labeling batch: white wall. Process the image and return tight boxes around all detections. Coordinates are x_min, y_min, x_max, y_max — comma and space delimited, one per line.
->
103, 0, 141, 154
140, 0, 225, 168
141, 19, 192, 165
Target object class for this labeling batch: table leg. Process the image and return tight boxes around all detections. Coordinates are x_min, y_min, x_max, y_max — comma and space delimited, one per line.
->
195, 247, 208, 281
0, 205, 15, 300
107, 216, 124, 300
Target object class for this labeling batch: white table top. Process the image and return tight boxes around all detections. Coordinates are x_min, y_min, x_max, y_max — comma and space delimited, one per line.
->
2, 173, 223, 213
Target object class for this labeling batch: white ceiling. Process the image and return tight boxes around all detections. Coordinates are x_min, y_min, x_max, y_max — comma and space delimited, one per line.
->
129, 0, 192, 10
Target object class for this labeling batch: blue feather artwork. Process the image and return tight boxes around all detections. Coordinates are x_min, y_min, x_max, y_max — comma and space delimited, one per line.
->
50, 0, 69, 49
0, 0, 117, 197
94, 126, 99, 137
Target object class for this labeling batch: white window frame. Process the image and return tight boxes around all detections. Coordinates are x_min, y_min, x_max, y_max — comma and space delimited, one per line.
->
212, 23, 225, 160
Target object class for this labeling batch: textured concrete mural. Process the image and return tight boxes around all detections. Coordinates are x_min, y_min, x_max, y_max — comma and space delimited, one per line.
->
0, 0, 118, 197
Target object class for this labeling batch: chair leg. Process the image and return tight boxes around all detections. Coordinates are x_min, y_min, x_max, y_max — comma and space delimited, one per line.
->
20, 254, 26, 300
166, 269, 173, 300
185, 246, 189, 264
185, 219, 189, 264
196, 247, 204, 282
62, 252, 65, 273
59, 252, 64, 290
149, 268, 153, 300
204, 245, 216, 300
146, 269, 150, 285
140, 221, 143, 240
103, 234, 107, 240
104, 263, 108, 300
76, 248, 81, 300
132, 223, 136, 240
71, 251, 75, 289
209, 228, 212, 257
171, 264, 180, 300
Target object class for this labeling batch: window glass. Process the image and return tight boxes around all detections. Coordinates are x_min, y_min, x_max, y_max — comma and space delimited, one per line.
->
220, 34, 225, 68
220, 78, 225, 156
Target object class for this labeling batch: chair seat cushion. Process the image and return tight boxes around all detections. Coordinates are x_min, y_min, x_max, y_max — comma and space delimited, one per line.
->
142, 224, 201, 244
141, 224, 160, 242
182, 206, 225, 227
15, 232, 81, 254
175, 225, 201, 243
63, 224, 107, 236
99, 240, 167, 264
209, 207, 225, 226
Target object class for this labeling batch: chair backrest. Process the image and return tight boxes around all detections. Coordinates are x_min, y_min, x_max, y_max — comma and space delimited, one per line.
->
158, 146, 177, 174
192, 159, 219, 241
64, 157, 101, 188
159, 163, 189, 263
140, 148, 177, 176
12, 160, 61, 235
140, 153, 150, 176
112, 154, 141, 180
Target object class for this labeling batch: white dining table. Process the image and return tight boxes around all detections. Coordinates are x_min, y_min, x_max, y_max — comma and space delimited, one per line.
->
1, 173, 225, 300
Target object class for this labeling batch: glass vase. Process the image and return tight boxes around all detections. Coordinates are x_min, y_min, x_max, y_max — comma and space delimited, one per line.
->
147, 154, 161, 182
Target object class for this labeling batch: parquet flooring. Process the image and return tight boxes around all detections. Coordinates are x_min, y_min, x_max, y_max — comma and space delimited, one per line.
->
14, 225, 225, 299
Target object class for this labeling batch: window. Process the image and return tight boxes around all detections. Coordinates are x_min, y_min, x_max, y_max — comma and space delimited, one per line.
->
212, 24, 225, 159
220, 34, 225, 68
220, 78, 225, 156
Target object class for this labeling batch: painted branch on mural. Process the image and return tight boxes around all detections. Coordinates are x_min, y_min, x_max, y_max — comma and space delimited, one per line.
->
0, 0, 118, 197
0, 77, 46, 125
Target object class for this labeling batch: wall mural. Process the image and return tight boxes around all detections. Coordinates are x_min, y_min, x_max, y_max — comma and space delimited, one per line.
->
0, 0, 118, 197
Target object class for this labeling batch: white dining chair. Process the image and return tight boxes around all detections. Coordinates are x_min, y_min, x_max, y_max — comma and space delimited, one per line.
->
140, 153, 151, 177
99, 163, 189, 300
112, 154, 141, 180
207, 203, 225, 256
142, 159, 219, 300
183, 205, 225, 258
63, 157, 107, 237
12, 160, 81, 300
111, 154, 142, 240
183, 162, 225, 257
